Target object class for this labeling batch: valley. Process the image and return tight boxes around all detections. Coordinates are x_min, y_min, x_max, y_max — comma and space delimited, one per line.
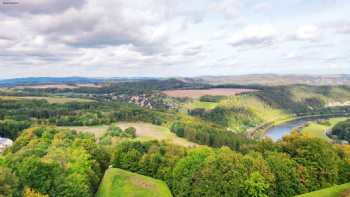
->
0, 77, 350, 197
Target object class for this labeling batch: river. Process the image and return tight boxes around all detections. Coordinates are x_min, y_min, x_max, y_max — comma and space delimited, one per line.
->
0, 137, 13, 153
264, 119, 309, 141
264, 115, 350, 141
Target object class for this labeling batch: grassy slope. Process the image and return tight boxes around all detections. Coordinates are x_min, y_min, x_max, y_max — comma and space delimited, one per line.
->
219, 95, 289, 123
63, 122, 196, 147
301, 118, 347, 141
182, 94, 290, 133
182, 86, 350, 133
295, 182, 350, 197
96, 168, 172, 197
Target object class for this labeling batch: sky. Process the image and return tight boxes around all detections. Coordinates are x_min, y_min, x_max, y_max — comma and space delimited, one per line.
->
0, 0, 349, 78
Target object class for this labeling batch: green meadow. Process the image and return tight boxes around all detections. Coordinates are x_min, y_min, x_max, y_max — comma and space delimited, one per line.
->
96, 168, 172, 197
301, 117, 348, 140
295, 182, 350, 197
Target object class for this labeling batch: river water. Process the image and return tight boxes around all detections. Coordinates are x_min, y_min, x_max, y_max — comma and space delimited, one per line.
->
265, 115, 350, 141
0, 137, 13, 153
264, 119, 309, 141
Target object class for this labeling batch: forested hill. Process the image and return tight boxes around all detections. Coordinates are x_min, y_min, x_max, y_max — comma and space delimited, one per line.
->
195, 74, 350, 86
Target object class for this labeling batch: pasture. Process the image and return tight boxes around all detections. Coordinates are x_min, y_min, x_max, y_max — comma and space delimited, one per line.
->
163, 88, 256, 99
96, 168, 172, 197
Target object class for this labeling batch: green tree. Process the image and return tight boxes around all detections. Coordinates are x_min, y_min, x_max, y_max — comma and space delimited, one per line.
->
16, 157, 63, 195
173, 147, 213, 197
0, 167, 19, 197
281, 133, 340, 191
266, 152, 305, 196
241, 172, 269, 197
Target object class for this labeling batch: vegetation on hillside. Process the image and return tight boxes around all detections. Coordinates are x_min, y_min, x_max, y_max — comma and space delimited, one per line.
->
1, 80, 350, 197
331, 119, 350, 142
109, 132, 350, 197
0, 127, 109, 197
183, 85, 350, 133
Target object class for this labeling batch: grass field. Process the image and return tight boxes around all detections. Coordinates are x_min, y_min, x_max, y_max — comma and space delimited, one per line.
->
64, 122, 196, 147
163, 88, 256, 99
0, 96, 92, 104
96, 168, 172, 197
295, 182, 350, 197
301, 123, 331, 141
301, 117, 347, 141
182, 100, 218, 110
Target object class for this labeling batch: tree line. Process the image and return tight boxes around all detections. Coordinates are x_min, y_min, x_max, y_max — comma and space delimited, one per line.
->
0, 127, 109, 197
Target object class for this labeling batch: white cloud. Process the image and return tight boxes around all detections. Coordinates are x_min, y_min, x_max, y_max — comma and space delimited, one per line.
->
290, 25, 321, 42
229, 25, 278, 47
0, 0, 87, 15
329, 20, 350, 34
209, 0, 241, 19
253, 2, 271, 12
0, 0, 348, 77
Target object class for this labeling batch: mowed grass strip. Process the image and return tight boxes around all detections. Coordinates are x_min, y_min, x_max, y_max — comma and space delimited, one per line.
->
0, 96, 92, 104
96, 168, 172, 197
295, 182, 350, 197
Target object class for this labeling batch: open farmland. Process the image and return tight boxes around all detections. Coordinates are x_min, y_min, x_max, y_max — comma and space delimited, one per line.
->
64, 122, 196, 147
96, 168, 172, 197
163, 88, 256, 99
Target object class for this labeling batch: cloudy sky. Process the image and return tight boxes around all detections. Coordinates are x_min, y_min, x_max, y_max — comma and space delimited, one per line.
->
0, 0, 349, 78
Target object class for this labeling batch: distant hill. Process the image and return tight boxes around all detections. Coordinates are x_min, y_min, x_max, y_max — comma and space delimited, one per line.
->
0, 76, 164, 87
0, 77, 104, 86
194, 74, 350, 86
1, 74, 350, 87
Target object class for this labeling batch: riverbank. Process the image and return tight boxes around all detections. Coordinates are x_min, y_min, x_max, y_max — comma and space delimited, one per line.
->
300, 118, 347, 141
249, 112, 350, 140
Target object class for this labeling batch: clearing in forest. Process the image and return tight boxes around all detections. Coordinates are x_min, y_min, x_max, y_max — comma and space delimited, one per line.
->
65, 122, 196, 147
96, 168, 172, 197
